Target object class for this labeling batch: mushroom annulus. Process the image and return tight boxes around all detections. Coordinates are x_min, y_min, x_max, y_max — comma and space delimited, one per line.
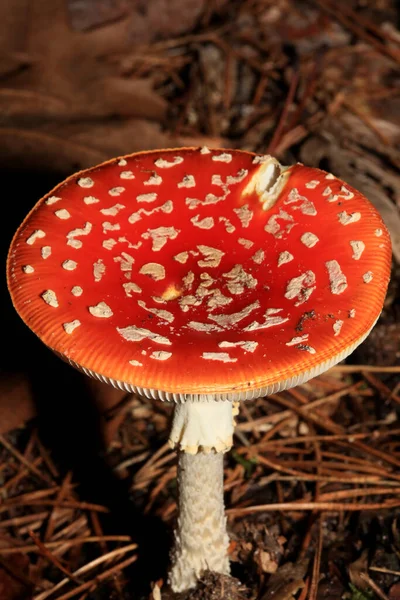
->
7, 148, 392, 592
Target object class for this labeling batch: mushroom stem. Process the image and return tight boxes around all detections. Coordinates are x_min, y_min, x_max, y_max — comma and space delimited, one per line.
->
169, 450, 230, 592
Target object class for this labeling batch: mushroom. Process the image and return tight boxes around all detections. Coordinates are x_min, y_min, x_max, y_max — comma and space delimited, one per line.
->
7, 148, 392, 592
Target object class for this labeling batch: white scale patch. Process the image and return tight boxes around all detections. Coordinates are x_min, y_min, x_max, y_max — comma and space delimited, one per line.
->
265, 210, 295, 238
71, 286, 83, 296
137, 193, 157, 203
123, 282, 142, 296
77, 177, 94, 188
219, 340, 258, 353
363, 271, 373, 283
139, 262, 165, 280
234, 204, 253, 227
89, 302, 113, 318
238, 238, 254, 249
142, 226, 180, 251
120, 171, 134, 179
83, 196, 99, 204
305, 181, 320, 189
102, 222, 120, 234
26, 230, 46, 245
93, 259, 106, 281
301, 232, 319, 248
349, 309, 356, 318
252, 249, 265, 264
212, 153, 232, 163
41, 290, 58, 307
197, 245, 225, 268
208, 301, 260, 328
144, 173, 162, 186
296, 344, 316, 354
285, 271, 316, 305
244, 312, 289, 331
41, 246, 51, 259
338, 211, 361, 225
333, 320, 343, 336
200, 146, 211, 154
178, 175, 196, 188
286, 334, 309, 346
326, 260, 348, 294
128, 200, 173, 224
202, 352, 236, 362
252, 155, 269, 164
285, 188, 317, 216
325, 173, 336, 180
191, 215, 214, 229
67, 222, 92, 249
62, 259, 77, 271
219, 216, 235, 233
223, 264, 257, 294
108, 187, 125, 197
150, 351, 172, 361
138, 300, 174, 323
23, 265, 34, 273
117, 325, 171, 345
63, 320, 81, 334
154, 156, 183, 168
102, 238, 117, 250
45, 196, 61, 205
188, 321, 222, 332
129, 360, 143, 367
375, 229, 383, 237
174, 251, 189, 264
100, 204, 125, 216
55, 209, 71, 220
325, 186, 355, 203
186, 193, 225, 209
350, 240, 365, 260
118, 159, 127, 166
278, 251, 294, 267
114, 252, 134, 272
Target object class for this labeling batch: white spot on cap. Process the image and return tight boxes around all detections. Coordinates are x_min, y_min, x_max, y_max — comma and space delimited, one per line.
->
252, 155, 269, 164
219, 340, 258, 353
123, 282, 142, 296
333, 320, 343, 336
174, 251, 189, 264
138, 300, 174, 323
178, 175, 196, 188
191, 215, 214, 229
234, 204, 253, 228
93, 259, 106, 282
117, 325, 171, 345
41, 290, 58, 307
363, 271, 373, 283
62, 259, 77, 271
89, 302, 113, 318
154, 156, 183, 168
137, 193, 158, 203
78, 177, 94, 188
209, 301, 260, 327
45, 196, 61, 205
144, 173, 162, 186
109, 187, 125, 197
285, 271, 316, 305
41, 246, 52, 259
63, 320, 81, 334
102, 222, 120, 233
55, 209, 71, 220
139, 262, 165, 281
305, 181, 320, 189
129, 359, 143, 367
285, 188, 317, 216
375, 229, 383, 237
71, 286, 83, 296
26, 230, 46, 245
278, 251, 294, 267
252, 249, 265, 264
338, 211, 361, 225
286, 334, 309, 346
100, 204, 125, 216
349, 308, 356, 318
197, 245, 225, 268
212, 153, 232, 163
67, 222, 92, 247
23, 265, 34, 274
142, 226, 180, 251
83, 196, 99, 205
301, 232, 319, 248
150, 351, 172, 361
120, 171, 134, 180
114, 252, 134, 272
223, 264, 257, 294
200, 146, 211, 154
296, 344, 316, 354
188, 321, 222, 332
350, 240, 365, 260
202, 352, 236, 362
265, 209, 295, 238
118, 158, 127, 166
244, 313, 289, 331
238, 238, 254, 249
325, 173, 335, 180
326, 260, 348, 294
219, 217, 236, 233
103, 238, 117, 250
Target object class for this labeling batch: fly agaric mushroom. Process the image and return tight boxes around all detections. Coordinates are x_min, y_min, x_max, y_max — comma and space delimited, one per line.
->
7, 148, 391, 592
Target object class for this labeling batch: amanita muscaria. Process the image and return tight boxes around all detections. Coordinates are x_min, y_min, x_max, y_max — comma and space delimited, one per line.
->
7, 147, 391, 591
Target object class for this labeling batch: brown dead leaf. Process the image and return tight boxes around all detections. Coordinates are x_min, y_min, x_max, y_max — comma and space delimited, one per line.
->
349, 549, 370, 593
260, 559, 309, 600
0, 554, 34, 600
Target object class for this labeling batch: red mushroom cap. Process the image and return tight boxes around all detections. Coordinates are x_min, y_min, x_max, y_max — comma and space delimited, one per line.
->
7, 147, 392, 400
